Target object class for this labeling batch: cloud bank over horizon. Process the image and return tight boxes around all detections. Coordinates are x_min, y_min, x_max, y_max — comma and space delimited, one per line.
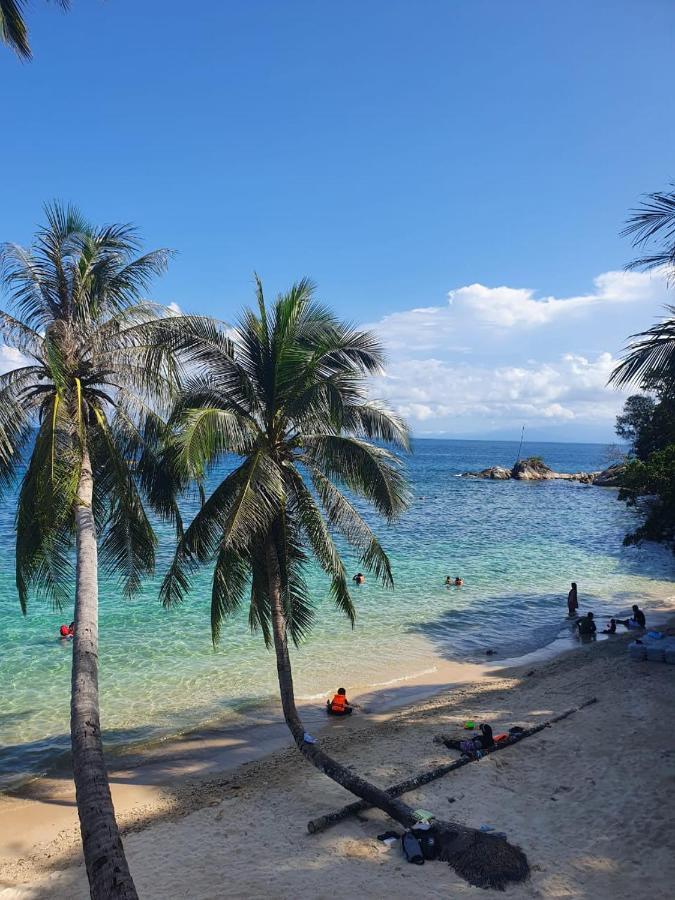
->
368, 269, 671, 442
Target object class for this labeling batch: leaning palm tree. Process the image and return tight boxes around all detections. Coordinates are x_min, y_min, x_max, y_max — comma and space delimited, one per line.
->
1, 0, 69, 58
0, 203, 230, 899
161, 278, 529, 890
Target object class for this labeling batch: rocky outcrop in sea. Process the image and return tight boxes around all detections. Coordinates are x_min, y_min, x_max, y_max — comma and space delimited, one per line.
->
462, 459, 626, 487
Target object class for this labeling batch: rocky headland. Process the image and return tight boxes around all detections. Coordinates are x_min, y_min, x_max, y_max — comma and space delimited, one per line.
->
462, 457, 625, 486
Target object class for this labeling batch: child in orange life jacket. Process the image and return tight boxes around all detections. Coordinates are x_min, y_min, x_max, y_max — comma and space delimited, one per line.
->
326, 687, 360, 716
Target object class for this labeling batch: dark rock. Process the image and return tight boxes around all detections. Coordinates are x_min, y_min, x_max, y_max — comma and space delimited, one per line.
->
511, 458, 555, 480
462, 466, 511, 479
592, 464, 626, 487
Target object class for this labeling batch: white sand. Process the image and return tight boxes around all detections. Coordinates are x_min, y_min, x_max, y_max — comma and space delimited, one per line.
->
1, 624, 674, 899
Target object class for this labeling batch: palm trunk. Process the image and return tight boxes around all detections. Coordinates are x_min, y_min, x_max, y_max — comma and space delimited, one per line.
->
72, 447, 138, 900
265, 536, 422, 828
264, 536, 529, 890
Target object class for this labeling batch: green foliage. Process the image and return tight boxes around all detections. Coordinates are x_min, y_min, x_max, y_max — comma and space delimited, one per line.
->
162, 277, 411, 647
615, 393, 675, 460
522, 455, 545, 466
618, 445, 675, 551
0, 201, 231, 608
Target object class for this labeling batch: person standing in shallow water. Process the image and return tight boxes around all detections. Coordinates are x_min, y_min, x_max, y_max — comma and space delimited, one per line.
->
567, 582, 579, 617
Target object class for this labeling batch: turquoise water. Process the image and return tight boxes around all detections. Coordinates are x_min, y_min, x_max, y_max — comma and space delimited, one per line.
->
1, 439, 673, 787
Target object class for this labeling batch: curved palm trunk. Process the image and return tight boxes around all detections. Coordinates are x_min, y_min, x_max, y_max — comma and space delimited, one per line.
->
265, 537, 427, 826
265, 537, 530, 890
72, 448, 138, 900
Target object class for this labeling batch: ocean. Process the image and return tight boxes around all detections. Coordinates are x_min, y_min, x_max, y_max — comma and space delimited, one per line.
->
1, 438, 673, 788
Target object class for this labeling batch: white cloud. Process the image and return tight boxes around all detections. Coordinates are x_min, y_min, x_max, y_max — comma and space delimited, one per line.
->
0, 345, 28, 375
372, 269, 668, 351
365, 269, 672, 437
167, 301, 182, 315
373, 352, 622, 426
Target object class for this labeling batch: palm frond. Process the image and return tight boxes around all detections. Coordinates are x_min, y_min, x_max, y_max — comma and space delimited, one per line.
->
90, 410, 157, 598
211, 545, 249, 645
302, 434, 410, 521
609, 306, 675, 388
622, 188, 675, 274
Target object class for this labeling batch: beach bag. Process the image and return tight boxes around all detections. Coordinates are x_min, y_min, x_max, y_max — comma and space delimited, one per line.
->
401, 831, 424, 865
412, 824, 438, 861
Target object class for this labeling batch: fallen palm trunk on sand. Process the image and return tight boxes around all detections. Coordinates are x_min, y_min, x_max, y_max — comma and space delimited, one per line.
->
307, 697, 597, 837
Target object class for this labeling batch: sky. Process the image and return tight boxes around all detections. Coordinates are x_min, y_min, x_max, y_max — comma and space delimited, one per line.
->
1, 0, 675, 441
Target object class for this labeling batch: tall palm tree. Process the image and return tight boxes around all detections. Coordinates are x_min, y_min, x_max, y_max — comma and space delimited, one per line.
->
0, 203, 230, 899
1, 0, 69, 59
161, 278, 529, 890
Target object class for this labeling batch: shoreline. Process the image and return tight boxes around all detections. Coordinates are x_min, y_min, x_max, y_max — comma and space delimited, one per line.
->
3, 590, 671, 797
2, 600, 674, 894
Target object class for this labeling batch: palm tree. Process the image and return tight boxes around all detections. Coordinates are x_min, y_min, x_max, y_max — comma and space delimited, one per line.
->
1, 0, 69, 59
161, 278, 529, 890
0, 203, 231, 899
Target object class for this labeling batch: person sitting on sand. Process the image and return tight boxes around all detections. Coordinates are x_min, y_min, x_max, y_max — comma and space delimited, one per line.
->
443, 723, 494, 754
454, 576, 464, 587
567, 582, 579, 617
576, 611, 596, 636
327, 687, 361, 716
615, 605, 646, 630
352, 572, 365, 585
602, 618, 617, 635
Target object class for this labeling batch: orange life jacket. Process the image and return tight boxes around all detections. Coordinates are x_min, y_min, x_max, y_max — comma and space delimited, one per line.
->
330, 693, 347, 713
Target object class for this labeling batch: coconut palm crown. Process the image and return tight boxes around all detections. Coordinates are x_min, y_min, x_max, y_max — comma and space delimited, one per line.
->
161, 276, 411, 643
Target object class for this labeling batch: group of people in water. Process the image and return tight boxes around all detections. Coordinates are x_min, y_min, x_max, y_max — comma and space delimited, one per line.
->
567, 582, 646, 637
354, 572, 465, 588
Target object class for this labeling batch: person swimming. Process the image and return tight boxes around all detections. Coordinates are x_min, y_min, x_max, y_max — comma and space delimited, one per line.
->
326, 687, 359, 716
352, 573, 365, 585
59, 622, 75, 639
445, 576, 452, 586
454, 576, 464, 587
602, 618, 617, 635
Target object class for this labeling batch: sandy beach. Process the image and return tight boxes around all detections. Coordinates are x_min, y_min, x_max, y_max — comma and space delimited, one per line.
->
1, 608, 674, 899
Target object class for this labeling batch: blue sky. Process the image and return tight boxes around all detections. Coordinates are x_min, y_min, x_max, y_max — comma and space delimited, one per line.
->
2, 0, 675, 440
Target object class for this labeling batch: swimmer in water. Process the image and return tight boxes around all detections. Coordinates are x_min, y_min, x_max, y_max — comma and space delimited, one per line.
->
445, 575, 452, 586
352, 572, 365, 585
454, 576, 464, 587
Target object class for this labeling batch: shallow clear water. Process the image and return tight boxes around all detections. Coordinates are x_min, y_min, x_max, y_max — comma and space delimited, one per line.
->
1, 438, 673, 787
